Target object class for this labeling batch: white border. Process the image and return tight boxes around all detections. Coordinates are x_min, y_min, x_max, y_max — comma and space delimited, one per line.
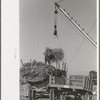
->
1, 0, 99, 100
1, 0, 19, 100
97, 0, 99, 100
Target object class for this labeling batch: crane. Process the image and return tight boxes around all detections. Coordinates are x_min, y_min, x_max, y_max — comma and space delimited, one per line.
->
54, 2, 97, 48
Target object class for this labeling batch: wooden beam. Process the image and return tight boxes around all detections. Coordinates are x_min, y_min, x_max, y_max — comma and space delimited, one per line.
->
60, 92, 64, 100
21, 59, 25, 67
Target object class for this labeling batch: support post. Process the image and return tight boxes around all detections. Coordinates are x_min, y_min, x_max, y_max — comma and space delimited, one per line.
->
65, 64, 68, 85
21, 59, 25, 67
49, 75, 52, 84
28, 85, 32, 100
31, 90, 35, 100
60, 92, 64, 100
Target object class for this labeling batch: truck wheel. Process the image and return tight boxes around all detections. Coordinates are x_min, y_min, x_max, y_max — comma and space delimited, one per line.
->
85, 92, 90, 100
81, 92, 90, 100
49, 89, 56, 100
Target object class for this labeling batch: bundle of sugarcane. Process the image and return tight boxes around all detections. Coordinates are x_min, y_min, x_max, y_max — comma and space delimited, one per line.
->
20, 60, 55, 82
43, 47, 64, 62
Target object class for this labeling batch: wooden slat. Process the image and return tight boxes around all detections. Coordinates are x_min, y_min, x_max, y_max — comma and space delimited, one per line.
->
60, 92, 64, 100
49, 84, 83, 90
84, 76, 88, 90
31, 90, 35, 100
89, 80, 93, 91
82, 76, 86, 89
88, 78, 90, 91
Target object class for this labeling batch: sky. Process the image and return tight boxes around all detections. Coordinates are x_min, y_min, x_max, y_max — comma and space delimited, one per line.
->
20, 0, 97, 75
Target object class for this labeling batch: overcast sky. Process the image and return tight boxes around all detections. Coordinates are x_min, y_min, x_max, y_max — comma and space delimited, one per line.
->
20, 0, 97, 75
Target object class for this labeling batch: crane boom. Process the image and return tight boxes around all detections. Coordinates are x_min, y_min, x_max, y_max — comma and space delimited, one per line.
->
55, 3, 97, 48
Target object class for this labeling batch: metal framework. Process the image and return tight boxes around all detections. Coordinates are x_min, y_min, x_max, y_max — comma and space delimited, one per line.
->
55, 3, 97, 48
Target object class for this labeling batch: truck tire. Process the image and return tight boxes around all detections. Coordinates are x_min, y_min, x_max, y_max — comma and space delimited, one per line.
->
49, 89, 56, 100
85, 92, 90, 100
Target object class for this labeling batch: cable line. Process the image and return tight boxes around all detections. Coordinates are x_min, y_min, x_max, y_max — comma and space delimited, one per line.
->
88, 20, 96, 34
67, 20, 96, 66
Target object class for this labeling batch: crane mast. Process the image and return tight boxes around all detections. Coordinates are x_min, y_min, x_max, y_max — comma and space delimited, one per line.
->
55, 3, 97, 48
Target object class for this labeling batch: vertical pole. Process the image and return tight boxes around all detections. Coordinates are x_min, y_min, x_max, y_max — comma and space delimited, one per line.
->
62, 62, 64, 71
60, 92, 64, 100
31, 90, 35, 100
56, 61, 57, 69
82, 76, 86, 89
85, 76, 88, 90
65, 64, 68, 85
28, 84, 32, 100
21, 59, 24, 67
49, 75, 52, 84
87, 77, 90, 91
58, 61, 60, 69
49, 89, 52, 100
